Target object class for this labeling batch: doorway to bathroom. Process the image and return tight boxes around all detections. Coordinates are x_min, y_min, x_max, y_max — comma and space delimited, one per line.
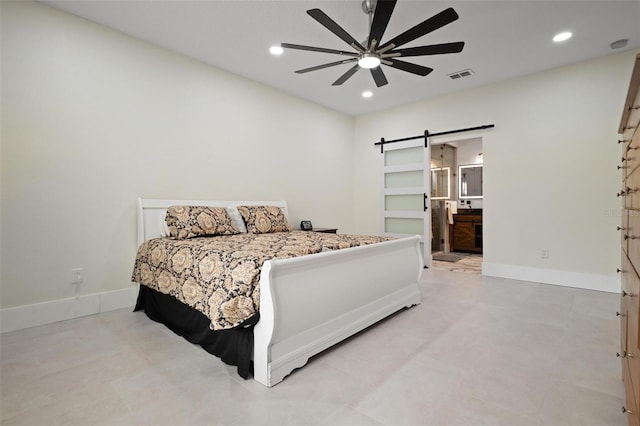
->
430, 137, 483, 273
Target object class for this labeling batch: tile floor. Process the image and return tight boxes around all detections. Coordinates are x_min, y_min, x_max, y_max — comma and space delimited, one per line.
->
0, 269, 626, 426
431, 253, 483, 274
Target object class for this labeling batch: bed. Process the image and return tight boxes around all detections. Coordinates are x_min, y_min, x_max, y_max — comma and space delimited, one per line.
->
132, 197, 423, 387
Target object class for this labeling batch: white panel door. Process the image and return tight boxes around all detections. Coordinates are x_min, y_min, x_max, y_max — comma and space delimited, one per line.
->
381, 138, 431, 267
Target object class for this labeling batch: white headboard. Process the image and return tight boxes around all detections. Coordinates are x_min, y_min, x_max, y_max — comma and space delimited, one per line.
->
136, 197, 289, 246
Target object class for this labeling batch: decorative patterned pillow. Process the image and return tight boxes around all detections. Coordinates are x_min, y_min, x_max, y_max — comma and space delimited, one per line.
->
165, 206, 241, 239
237, 205, 291, 234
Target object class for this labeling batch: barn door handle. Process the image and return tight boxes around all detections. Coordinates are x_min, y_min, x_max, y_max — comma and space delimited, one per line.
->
424, 194, 428, 212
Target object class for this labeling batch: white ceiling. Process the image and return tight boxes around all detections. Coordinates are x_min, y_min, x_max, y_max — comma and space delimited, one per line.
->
42, 0, 640, 116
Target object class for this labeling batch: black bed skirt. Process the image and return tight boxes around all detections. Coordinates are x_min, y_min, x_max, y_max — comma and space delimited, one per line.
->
134, 285, 257, 379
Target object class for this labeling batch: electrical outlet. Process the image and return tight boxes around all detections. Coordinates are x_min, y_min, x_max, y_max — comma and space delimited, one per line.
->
540, 249, 549, 259
71, 268, 84, 285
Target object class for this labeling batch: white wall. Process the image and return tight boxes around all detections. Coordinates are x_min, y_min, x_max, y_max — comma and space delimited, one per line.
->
0, 1, 354, 312
455, 138, 483, 166
354, 50, 638, 292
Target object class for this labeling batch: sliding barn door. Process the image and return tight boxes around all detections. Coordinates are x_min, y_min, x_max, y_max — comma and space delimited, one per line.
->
380, 139, 431, 267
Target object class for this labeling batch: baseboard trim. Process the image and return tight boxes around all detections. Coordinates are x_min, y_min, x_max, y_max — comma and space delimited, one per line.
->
0, 286, 139, 333
482, 262, 620, 293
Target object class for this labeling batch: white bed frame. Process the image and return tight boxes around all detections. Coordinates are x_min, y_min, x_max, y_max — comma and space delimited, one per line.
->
136, 197, 423, 387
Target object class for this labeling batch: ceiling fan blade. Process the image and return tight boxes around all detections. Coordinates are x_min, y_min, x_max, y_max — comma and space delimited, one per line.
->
393, 41, 465, 57
307, 8, 366, 52
368, 0, 396, 49
386, 59, 433, 76
281, 43, 359, 57
295, 58, 358, 74
370, 67, 389, 87
379, 7, 459, 51
332, 64, 361, 86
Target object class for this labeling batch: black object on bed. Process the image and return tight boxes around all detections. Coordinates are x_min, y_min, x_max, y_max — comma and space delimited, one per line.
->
134, 286, 258, 379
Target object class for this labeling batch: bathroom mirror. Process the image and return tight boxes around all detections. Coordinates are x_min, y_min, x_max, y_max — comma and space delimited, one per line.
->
431, 167, 450, 199
459, 164, 483, 199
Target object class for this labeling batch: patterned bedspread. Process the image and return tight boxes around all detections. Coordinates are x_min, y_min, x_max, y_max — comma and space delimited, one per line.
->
131, 231, 392, 330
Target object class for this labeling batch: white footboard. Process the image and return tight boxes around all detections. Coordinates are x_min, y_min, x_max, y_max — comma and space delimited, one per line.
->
253, 235, 423, 387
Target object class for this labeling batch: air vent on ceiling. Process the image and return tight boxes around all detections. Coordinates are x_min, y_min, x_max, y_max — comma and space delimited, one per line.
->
448, 69, 474, 80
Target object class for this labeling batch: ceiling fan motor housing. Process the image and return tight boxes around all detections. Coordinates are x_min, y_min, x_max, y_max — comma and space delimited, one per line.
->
362, 0, 377, 16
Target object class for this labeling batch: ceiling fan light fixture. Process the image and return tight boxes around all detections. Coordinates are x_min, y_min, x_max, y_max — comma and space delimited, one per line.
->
362, 90, 373, 98
358, 54, 381, 69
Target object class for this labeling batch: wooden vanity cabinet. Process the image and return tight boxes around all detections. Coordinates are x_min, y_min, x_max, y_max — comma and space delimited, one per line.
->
452, 213, 482, 253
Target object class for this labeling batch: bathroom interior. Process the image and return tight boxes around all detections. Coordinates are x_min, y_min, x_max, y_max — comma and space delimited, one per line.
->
430, 138, 483, 264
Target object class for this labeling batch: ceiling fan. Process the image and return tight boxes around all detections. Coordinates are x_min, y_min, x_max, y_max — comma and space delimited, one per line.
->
280, 0, 465, 88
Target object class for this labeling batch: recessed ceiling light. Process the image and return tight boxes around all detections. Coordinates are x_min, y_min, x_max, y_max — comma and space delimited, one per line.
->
362, 91, 373, 98
610, 39, 629, 50
269, 45, 284, 55
553, 32, 572, 43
